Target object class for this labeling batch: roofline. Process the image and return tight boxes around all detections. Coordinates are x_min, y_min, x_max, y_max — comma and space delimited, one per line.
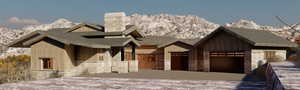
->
121, 37, 141, 47
157, 40, 194, 48
123, 26, 144, 38
20, 32, 111, 49
65, 23, 104, 33
194, 26, 298, 48
8, 31, 42, 47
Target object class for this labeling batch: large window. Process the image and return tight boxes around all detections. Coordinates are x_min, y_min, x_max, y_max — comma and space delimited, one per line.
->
264, 51, 276, 61
40, 58, 53, 69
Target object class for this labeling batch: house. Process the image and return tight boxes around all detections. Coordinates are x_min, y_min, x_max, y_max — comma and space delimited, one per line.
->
8, 12, 297, 80
189, 26, 298, 73
8, 12, 144, 79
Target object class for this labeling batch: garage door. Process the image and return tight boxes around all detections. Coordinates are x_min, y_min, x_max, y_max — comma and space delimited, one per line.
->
137, 54, 156, 69
171, 53, 189, 71
210, 57, 244, 73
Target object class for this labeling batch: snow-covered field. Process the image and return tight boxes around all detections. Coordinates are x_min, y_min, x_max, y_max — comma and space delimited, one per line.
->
0, 77, 266, 90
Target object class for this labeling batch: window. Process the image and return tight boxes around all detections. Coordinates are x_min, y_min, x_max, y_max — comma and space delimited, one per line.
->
264, 51, 276, 61
40, 58, 53, 69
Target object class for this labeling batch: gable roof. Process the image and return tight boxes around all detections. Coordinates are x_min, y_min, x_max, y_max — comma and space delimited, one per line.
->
65, 23, 104, 32
9, 28, 140, 48
195, 26, 298, 47
123, 25, 144, 38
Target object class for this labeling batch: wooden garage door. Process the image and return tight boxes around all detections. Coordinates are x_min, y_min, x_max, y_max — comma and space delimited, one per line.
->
210, 57, 244, 73
171, 53, 189, 71
137, 54, 156, 69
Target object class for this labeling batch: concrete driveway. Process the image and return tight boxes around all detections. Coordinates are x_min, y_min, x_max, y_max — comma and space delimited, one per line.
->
0, 77, 266, 90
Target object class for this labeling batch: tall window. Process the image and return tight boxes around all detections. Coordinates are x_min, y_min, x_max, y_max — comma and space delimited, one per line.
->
264, 51, 276, 61
41, 58, 53, 69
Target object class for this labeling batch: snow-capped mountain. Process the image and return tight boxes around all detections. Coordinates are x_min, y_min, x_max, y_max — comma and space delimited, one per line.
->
127, 14, 219, 39
22, 18, 75, 32
225, 19, 300, 40
0, 13, 299, 58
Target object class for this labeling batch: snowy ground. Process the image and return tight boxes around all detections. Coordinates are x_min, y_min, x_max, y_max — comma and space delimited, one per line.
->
0, 77, 266, 90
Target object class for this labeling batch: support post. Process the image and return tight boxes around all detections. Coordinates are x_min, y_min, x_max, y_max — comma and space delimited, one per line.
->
203, 50, 210, 72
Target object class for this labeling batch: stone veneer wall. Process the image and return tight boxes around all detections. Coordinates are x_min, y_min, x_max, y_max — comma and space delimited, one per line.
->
251, 49, 286, 71
164, 44, 189, 70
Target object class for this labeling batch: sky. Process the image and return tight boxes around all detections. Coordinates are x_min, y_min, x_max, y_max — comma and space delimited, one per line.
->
0, 0, 299, 26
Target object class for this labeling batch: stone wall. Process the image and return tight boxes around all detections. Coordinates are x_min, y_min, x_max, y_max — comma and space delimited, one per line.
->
111, 61, 128, 73
128, 60, 138, 72
31, 70, 59, 80
104, 12, 126, 32
251, 49, 286, 71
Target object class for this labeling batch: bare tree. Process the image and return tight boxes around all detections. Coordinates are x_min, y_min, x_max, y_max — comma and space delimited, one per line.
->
275, 16, 300, 40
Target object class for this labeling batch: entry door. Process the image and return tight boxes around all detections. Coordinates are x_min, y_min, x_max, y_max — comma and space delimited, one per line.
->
171, 53, 189, 70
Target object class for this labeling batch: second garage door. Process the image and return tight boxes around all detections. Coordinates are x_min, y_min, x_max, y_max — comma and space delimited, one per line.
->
137, 54, 156, 69
210, 57, 244, 73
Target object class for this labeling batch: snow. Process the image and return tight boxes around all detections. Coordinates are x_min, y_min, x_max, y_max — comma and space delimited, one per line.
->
0, 77, 266, 90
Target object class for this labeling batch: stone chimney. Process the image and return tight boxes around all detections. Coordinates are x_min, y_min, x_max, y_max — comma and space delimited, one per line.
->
104, 12, 126, 32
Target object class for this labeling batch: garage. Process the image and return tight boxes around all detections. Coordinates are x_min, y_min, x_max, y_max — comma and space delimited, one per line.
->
209, 52, 244, 73
171, 52, 189, 71
137, 54, 156, 69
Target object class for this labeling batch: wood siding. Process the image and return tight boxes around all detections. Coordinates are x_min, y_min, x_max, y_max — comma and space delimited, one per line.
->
75, 46, 106, 63
201, 31, 252, 51
196, 30, 252, 72
31, 38, 65, 71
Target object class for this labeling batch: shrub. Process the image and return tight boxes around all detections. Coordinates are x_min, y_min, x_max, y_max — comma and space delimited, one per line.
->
0, 55, 31, 83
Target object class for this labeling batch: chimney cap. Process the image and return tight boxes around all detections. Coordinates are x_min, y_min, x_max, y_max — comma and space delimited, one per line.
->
104, 12, 126, 17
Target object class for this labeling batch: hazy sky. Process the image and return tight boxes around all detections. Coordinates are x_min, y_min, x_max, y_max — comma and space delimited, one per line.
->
0, 0, 299, 26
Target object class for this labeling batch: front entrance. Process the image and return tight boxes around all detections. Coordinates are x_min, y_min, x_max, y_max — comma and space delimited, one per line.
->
137, 54, 156, 69
171, 52, 189, 70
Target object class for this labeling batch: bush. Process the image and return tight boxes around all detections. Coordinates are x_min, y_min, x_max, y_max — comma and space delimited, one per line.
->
0, 55, 31, 83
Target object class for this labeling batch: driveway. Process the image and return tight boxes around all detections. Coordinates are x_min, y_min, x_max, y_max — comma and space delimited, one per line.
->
80, 70, 263, 81
0, 70, 266, 90
0, 77, 266, 90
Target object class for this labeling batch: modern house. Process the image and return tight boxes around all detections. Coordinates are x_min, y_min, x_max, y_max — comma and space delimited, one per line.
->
8, 12, 297, 79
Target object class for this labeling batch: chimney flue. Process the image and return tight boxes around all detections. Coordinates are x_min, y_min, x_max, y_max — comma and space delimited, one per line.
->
104, 12, 126, 32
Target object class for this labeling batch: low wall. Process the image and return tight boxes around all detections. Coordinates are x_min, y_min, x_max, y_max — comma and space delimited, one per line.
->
266, 62, 300, 90
31, 70, 59, 80
64, 61, 107, 77
112, 61, 129, 73
251, 49, 286, 71
128, 60, 138, 72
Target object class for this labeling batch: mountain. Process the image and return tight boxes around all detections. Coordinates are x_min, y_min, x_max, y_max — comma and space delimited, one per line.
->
0, 14, 299, 58
127, 14, 219, 39
22, 18, 75, 32
225, 19, 300, 40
